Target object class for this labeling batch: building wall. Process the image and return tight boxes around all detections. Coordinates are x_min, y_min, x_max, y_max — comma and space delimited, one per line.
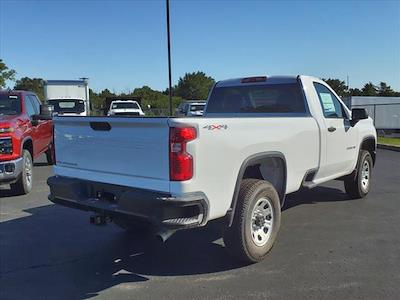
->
346, 97, 400, 130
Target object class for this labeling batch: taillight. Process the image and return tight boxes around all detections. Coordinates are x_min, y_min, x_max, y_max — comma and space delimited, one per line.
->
169, 127, 196, 181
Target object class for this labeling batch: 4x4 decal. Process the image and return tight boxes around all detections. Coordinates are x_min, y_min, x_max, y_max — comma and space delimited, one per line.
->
203, 124, 228, 130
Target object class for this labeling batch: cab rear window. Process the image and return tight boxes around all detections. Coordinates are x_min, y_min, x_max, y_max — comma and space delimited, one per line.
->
206, 83, 306, 114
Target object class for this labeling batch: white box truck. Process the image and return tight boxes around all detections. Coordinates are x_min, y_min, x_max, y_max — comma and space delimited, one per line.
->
44, 79, 90, 116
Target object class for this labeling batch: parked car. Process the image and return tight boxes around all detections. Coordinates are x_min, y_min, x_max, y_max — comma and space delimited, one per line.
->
107, 100, 145, 116
48, 75, 376, 262
44, 79, 90, 116
0, 90, 54, 194
176, 101, 206, 117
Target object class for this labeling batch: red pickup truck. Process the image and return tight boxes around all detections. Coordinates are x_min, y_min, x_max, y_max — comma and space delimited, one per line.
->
0, 90, 54, 194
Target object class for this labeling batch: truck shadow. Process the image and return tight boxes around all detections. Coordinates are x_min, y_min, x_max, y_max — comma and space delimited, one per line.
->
0, 204, 243, 299
283, 185, 350, 210
0, 185, 350, 299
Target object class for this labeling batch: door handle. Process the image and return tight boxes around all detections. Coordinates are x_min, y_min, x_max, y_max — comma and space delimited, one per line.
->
328, 126, 336, 132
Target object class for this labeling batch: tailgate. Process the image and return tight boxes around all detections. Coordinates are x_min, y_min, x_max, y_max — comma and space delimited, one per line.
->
53, 117, 171, 192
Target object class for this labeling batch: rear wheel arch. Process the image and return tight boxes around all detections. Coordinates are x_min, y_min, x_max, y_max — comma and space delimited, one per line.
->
227, 152, 287, 227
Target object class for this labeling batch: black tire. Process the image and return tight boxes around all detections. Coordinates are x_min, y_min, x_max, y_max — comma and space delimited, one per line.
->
344, 150, 373, 199
45, 143, 55, 165
223, 179, 281, 263
11, 150, 33, 195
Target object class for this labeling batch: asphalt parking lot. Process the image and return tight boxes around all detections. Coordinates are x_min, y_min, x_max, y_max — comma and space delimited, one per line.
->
0, 149, 399, 300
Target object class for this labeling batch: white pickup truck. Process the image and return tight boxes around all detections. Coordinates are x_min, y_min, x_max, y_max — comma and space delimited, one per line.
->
107, 100, 145, 117
48, 75, 376, 263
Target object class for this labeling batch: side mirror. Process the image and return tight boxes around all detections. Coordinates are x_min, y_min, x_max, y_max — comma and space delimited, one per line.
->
31, 105, 54, 125
351, 108, 368, 126
40, 104, 55, 119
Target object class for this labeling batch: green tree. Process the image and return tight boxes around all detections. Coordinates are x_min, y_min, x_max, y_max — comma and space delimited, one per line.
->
349, 88, 363, 96
361, 82, 378, 96
377, 82, 398, 97
0, 59, 16, 88
174, 71, 215, 100
132, 85, 182, 111
98, 88, 115, 99
89, 89, 104, 112
322, 78, 349, 97
14, 77, 45, 100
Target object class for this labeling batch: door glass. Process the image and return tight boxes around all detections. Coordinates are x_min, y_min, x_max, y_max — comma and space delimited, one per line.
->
30, 95, 41, 112
28, 95, 41, 114
25, 96, 37, 117
313, 83, 344, 118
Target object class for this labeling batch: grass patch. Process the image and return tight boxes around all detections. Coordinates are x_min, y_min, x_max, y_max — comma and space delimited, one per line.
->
378, 137, 400, 146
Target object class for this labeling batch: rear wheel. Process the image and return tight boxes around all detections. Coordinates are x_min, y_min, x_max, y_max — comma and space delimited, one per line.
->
11, 150, 33, 195
223, 179, 281, 263
344, 150, 373, 198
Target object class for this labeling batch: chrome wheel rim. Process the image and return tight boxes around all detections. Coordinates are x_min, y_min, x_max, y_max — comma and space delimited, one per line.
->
361, 159, 370, 191
250, 197, 274, 247
25, 156, 33, 187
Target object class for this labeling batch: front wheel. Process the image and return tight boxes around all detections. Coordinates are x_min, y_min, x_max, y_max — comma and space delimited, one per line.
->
344, 150, 373, 199
223, 179, 281, 263
11, 150, 33, 195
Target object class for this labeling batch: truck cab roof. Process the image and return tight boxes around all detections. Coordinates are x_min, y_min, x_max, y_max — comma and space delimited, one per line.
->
216, 75, 320, 87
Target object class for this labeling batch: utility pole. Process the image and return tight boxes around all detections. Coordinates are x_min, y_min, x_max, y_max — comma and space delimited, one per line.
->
166, 0, 173, 116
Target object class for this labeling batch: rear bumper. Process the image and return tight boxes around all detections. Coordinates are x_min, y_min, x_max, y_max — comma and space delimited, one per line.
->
0, 157, 23, 184
47, 176, 209, 229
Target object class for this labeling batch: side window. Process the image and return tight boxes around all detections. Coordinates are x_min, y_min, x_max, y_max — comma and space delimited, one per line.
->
24, 95, 37, 117
313, 83, 344, 118
29, 95, 41, 113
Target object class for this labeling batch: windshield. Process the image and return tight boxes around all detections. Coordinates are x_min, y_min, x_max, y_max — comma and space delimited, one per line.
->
48, 99, 85, 113
206, 83, 306, 114
111, 102, 139, 109
190, 104, 205, 111
0, 94, 21, 115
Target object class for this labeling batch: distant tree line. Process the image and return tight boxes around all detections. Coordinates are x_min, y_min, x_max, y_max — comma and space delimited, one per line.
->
4, 66, 215, 113
1, 59, 399, 113
88, 71, 215, 113
322, 78, 400, 97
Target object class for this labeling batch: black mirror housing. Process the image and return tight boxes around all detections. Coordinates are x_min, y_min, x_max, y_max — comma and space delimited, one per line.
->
40, 104, 55, 118
351, 108, 368, 126
31, 105, 54, 123
352, 108, 368, 120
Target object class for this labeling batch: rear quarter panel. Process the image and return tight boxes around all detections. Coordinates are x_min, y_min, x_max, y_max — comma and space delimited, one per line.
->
169, 117, 320, 220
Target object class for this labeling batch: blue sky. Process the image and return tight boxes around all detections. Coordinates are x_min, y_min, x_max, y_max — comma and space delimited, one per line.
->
0, 0, 399, 92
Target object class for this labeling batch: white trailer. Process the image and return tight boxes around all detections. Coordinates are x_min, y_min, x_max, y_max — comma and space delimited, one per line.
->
44, 79, 90, 116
